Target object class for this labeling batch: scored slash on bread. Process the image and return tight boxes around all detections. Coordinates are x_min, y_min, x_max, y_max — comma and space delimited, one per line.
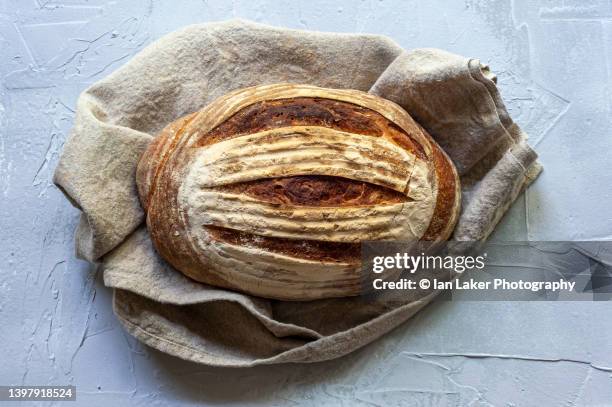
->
136, 83, 461, 300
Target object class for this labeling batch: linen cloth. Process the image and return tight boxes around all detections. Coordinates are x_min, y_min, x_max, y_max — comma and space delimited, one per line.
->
54, 19, 541, 367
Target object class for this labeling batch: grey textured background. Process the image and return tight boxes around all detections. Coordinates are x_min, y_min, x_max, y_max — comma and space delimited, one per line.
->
0, 0, 611, 406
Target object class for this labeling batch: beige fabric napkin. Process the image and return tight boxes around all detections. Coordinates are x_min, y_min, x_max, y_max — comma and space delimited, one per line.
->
53, 19, 541, 367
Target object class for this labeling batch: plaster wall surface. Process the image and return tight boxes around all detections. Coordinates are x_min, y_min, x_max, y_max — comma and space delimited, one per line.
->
0, 0, 611, 405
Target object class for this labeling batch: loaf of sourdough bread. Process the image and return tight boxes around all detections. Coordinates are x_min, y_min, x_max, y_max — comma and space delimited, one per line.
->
136, 83, 461, 300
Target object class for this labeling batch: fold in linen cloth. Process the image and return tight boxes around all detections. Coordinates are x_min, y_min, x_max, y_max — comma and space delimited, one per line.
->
54, 19, 541, 367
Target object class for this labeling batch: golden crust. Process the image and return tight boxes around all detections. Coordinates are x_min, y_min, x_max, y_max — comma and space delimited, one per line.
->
136, 83, 461, 300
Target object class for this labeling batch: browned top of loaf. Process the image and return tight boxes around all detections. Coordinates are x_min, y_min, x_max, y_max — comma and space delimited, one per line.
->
216, 175, 407, 207
196, 97, 433, 262
143, 94, 458, 268
196, 97, 426, 160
